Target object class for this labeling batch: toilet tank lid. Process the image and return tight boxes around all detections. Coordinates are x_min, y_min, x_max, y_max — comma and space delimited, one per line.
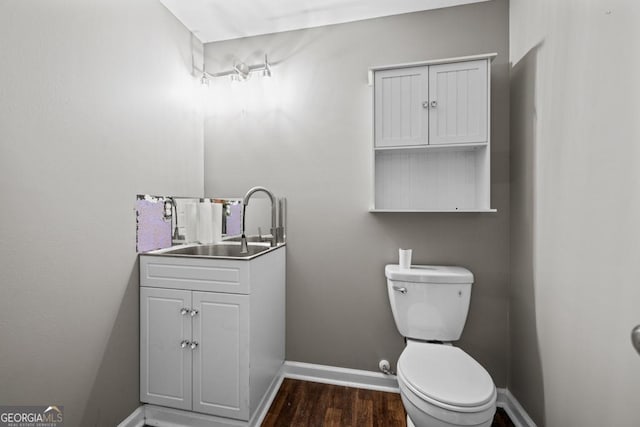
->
385, 265, 473, 284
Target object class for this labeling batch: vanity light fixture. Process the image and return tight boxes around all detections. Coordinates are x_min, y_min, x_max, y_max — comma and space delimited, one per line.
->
200, 62, 210, 86
203, 54, 272, 83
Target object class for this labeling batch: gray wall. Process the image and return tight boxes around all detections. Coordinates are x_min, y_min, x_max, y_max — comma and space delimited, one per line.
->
509, 44, 545, 423
204, 0, 510, 384
509, 1, 640, 425
0, 1, 203, 426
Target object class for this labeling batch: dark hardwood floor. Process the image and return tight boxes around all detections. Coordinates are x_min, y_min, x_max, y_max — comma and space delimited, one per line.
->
262, 378, 515, 427
262, 378, 405, 426
492, 407, 516, 427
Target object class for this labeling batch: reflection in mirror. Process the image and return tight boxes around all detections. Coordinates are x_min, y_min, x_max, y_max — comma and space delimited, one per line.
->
135, 195, 172, 252
136, 195, 242, 252
135, 193, 286, 252
172, 197, 243, 243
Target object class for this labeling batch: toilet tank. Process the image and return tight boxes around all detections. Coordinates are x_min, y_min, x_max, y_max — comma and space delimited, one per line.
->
385, 265, 474, 341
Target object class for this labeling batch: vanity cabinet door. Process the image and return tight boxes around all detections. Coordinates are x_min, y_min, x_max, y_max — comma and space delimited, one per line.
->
191, 291, 250, 420
374, 66, 429, 148
140, 287, 192, 410
428, 59, 488, 145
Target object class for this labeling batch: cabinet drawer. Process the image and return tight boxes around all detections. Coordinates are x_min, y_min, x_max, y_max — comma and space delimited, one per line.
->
140, 255, 250, 294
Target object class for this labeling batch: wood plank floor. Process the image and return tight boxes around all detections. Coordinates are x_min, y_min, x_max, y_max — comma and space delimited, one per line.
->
262, 379, 515, 427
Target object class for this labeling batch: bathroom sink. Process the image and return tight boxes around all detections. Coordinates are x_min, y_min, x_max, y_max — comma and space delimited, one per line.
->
157, 243, 275, 259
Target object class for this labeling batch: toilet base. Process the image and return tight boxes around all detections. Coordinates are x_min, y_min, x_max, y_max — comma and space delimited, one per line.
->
401, 391, 494, 427
406, 414, 491, 427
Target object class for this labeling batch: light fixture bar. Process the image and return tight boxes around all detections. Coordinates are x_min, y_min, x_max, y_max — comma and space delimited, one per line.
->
205, 54, 271, 80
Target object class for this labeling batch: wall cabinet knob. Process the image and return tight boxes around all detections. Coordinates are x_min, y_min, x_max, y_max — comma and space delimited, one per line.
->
430, 100, 438, 108
190, 341, 199, 350
632, 325, 640, 355
180, 308, 189, 316
180, 340, 190, 349
190, 309, 199, 317
422, 101, 429, 109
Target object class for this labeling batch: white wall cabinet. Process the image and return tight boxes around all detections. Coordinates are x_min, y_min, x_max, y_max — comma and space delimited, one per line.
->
370, 54, 496, 212
139, 247, 285, 423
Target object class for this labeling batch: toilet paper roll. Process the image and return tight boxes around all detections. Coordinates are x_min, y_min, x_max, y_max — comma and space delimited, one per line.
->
183, 202, 198, 243
211, 203, 223, 244
399, 249, 412, 270
197, 201, 213, 244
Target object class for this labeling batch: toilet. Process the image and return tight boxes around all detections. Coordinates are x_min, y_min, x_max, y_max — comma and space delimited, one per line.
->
386, 265, 497, 427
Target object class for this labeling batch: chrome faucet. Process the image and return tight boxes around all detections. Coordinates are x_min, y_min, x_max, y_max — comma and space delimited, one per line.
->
240, 186, 278, 253
170, 197, 184, 244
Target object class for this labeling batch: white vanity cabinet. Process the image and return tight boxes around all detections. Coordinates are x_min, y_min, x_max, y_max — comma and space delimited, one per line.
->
139, 246, 285, 423
370, 54, 496, 212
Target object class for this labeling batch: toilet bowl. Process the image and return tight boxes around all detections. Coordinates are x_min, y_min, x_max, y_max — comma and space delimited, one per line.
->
397, 340, 496, 427
385, 265, 497, 427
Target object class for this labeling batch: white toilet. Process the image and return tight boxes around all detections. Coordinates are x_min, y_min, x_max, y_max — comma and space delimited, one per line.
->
385, 265, 497, 427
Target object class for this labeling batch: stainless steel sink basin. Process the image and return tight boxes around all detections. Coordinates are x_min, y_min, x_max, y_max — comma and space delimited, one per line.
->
160, 243, 271, 259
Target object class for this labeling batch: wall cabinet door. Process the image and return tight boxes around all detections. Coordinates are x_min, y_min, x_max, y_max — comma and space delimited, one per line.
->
192, 291, 250, 420
140, 287, 192, 410
428, 59, 488, 145
374, 66, 429, 147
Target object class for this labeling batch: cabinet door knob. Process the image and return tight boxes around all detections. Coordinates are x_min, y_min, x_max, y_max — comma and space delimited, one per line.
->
430, 100, 438, 108
190, 341, 199, 350
422, 101, 429, 109
632, 325, 640, 355
190, 309, 199, 317
180, 340, 190, 349
180, 308, 189, 316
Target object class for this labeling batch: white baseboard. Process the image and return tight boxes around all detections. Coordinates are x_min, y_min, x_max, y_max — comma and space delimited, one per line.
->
283, 360, 400, 393
143, 405, 247, 427
249, 365, 285, 426
117, 406, 145, 427
496, 388, 537, 427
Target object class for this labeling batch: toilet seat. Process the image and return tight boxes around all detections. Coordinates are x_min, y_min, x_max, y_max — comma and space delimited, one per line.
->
397, 342, 496, 411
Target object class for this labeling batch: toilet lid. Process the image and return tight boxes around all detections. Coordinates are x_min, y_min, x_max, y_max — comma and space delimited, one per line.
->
398, 344, 495, 408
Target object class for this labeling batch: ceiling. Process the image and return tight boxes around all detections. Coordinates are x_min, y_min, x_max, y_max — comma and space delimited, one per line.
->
160, 0, 490, 43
